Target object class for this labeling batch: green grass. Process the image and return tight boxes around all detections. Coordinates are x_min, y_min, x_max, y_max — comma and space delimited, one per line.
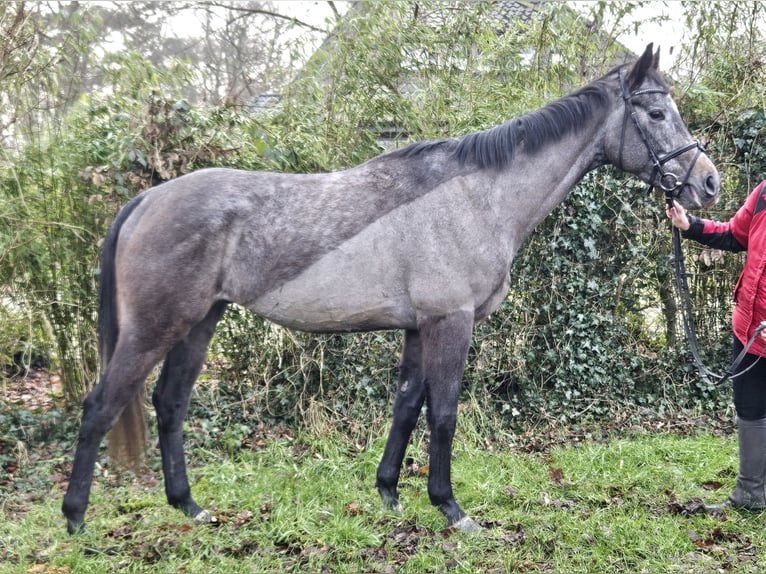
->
2, 420, 765, 573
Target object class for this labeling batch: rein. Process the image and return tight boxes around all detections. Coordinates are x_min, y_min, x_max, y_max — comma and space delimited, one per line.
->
670, 221, 764, 385
618, 70, 763, 385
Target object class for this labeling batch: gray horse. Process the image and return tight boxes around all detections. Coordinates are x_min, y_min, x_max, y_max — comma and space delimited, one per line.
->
63, 44, 719, 534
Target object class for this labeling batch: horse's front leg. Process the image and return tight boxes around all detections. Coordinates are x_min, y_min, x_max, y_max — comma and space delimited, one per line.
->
420, 311, 480, 532
376, 329, 425, 511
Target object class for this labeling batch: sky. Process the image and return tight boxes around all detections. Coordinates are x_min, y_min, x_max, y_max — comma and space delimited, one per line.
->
571, 1, 686, 67
167, 1, 350, 41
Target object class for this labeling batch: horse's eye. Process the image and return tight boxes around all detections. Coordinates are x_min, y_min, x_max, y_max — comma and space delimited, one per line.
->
649, 110, 665, 121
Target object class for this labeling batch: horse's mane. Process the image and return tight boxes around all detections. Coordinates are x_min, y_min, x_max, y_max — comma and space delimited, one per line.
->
384, 65, 666, 170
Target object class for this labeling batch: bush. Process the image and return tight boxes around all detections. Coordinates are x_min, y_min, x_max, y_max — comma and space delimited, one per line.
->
3, 1, 765, 432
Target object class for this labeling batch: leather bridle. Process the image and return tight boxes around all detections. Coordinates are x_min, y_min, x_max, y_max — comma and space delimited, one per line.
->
618, 70, 706, 209
671, 223, 764, 385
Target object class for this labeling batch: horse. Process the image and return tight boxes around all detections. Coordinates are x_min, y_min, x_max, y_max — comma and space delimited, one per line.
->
62, 44, 719, 535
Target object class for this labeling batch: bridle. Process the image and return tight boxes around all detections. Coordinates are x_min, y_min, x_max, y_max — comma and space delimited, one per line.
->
617, 70, 762, 385
617, 69, 705, 208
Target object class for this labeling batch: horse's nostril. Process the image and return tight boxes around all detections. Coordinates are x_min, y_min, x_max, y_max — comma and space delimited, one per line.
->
705, 174, 719, 197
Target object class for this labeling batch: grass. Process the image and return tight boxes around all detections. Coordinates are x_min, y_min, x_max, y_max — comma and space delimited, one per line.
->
2, 413, 766, 573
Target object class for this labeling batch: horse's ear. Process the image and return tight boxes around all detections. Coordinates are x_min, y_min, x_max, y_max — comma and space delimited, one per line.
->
627, 43, 655, 89
652, 46, 661, 70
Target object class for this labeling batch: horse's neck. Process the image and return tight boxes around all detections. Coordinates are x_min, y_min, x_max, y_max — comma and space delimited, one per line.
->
493, 120, 608, 238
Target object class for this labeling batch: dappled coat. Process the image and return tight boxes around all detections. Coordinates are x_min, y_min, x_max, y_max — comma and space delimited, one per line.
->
683, 180, 766, 357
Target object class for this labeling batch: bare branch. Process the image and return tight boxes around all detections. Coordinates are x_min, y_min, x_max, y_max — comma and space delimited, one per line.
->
327, 1, 341, 21
197, 1, 328, 33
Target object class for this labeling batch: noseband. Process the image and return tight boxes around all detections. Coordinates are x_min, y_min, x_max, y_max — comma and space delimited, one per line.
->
618, 70, 705, 207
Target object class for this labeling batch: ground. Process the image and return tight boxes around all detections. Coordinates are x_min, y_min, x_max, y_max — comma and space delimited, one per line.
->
0, 367, 737, 515
3, 368, 760, 574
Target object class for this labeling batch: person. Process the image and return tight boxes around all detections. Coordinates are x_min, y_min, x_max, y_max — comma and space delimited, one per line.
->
667, 179, 766, 511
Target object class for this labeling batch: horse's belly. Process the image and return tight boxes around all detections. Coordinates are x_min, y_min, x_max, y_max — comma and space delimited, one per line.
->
250, 283, 415, 333
246, 234, 414, 331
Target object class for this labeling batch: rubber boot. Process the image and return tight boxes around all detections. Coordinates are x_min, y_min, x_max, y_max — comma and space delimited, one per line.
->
706, 416, 766, 512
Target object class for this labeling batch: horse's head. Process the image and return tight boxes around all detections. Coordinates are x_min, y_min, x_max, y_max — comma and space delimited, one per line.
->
604, 44, 719, 210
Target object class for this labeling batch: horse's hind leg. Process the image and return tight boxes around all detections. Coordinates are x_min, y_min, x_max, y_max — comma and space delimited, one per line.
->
376, 329, 426, 511
62, 340, 167, 534
152, 301, 228, 522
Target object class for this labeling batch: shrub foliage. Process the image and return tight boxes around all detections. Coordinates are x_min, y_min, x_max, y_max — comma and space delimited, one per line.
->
2, 1, 766, 429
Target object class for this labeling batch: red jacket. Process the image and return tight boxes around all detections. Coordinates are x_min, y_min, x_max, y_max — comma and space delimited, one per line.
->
684, 181, 766, 357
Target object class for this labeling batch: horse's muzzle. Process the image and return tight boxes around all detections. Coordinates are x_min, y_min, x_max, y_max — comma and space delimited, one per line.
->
682, 175, 720, 210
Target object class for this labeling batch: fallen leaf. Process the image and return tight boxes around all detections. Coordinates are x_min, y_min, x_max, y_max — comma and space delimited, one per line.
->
548, 466, 565, 485
668, 498, 707, 515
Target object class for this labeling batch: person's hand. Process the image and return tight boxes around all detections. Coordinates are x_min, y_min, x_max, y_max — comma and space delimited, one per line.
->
665, 200, 690, 231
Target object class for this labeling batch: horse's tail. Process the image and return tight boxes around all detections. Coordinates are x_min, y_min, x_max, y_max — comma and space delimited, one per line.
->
99, 194, 148, 472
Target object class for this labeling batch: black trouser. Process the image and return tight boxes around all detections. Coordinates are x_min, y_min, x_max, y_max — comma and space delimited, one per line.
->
732, 336, 766, 421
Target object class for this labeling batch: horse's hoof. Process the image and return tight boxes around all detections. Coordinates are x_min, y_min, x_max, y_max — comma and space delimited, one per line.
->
66, 518, 85, 535
193, 509, 218, 524
383, 500, 403, 514
450, 515, 482, 534
377, 486, 403, 513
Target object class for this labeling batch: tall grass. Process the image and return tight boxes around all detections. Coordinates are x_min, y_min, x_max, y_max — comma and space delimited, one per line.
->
2, 407, 763, 573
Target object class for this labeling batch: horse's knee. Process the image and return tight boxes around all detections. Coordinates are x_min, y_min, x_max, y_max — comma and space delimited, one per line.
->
81, 383, 106, 416
427, 411, 457, 438
152, 391, 178, 428
392, 380, 425, 419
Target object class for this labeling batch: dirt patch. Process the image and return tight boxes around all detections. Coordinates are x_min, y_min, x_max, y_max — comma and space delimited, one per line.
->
2, 368, 63, 414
